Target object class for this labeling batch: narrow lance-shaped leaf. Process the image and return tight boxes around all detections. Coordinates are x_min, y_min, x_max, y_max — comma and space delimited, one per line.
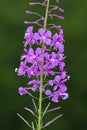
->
24, 107, 38, 118
32, 122, 35, 130
32, 99, 38, 112
17, 113, 32, 128
47, 106, 61, 113
43, 114, 63, 128
42, 102, 51, 118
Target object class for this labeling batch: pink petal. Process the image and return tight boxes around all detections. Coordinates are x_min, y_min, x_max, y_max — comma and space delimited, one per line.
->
38, 28, 44, 36
45, 38, 51, 45
35, 48, 42, 55
33, 33, 40, 40
29, 48, 34, 55
44, 30, 52, 38
45, 90, 52, 96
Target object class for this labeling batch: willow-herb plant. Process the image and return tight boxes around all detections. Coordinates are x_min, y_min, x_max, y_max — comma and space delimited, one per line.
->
15, 0, 70, 130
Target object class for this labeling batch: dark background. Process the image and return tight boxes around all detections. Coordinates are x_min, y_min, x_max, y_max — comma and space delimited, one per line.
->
0, 0, 87, 130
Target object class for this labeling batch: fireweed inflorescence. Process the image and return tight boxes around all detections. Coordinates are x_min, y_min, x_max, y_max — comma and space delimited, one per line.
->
16, 0, 70, 130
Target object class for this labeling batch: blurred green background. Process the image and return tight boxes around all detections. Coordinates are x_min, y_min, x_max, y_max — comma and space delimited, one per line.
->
0, 0, 87, 130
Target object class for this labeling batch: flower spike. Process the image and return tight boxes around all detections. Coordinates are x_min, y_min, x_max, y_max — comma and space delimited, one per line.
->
16, 0, 70, 129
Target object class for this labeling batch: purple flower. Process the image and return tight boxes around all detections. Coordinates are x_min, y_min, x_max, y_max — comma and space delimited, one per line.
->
24, 26, 35, 46
45, 90, 59, 102
28, 80, 40, 91
59, 61, 65, 71
27, 66, 39, 78
19, 87, 27, 95
59, 92, 69, 100
28, 80, 40, 85
44, 64, 55, 78
34, 28, 52, 45
53, 82, 67, 92
57, 53, 65, 61
53, 33, 63, 43
59, 84, 67, 92
51, 91, 69, 102
45, 89, 52, 96
23, 47, 43, 65
45, 89, 68, 103
17, 61, 26, 76
60, 71, 67, 79
53, 33, 64, 52
47, 72, 68, 94
53, 74, 68, 91
54, 75, 61, 83
52, 97, 59, 103
44, 52, 59, 68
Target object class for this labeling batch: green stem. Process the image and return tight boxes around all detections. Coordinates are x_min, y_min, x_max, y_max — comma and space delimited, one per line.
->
37, 0, 50, 130
44, 0, 50, 31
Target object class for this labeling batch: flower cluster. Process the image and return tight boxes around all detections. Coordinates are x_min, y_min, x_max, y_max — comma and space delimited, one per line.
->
16, 26, 69, 103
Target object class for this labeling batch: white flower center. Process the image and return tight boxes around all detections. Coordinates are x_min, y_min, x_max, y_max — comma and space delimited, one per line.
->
41, 36, 46, 41
56, 41, 60, 45
30, 55, 36, 59
31, 71, 34, 75
50, 58, 55, 62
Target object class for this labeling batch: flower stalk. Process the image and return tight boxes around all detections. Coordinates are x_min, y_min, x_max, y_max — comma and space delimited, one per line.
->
38, 1, 50, 130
